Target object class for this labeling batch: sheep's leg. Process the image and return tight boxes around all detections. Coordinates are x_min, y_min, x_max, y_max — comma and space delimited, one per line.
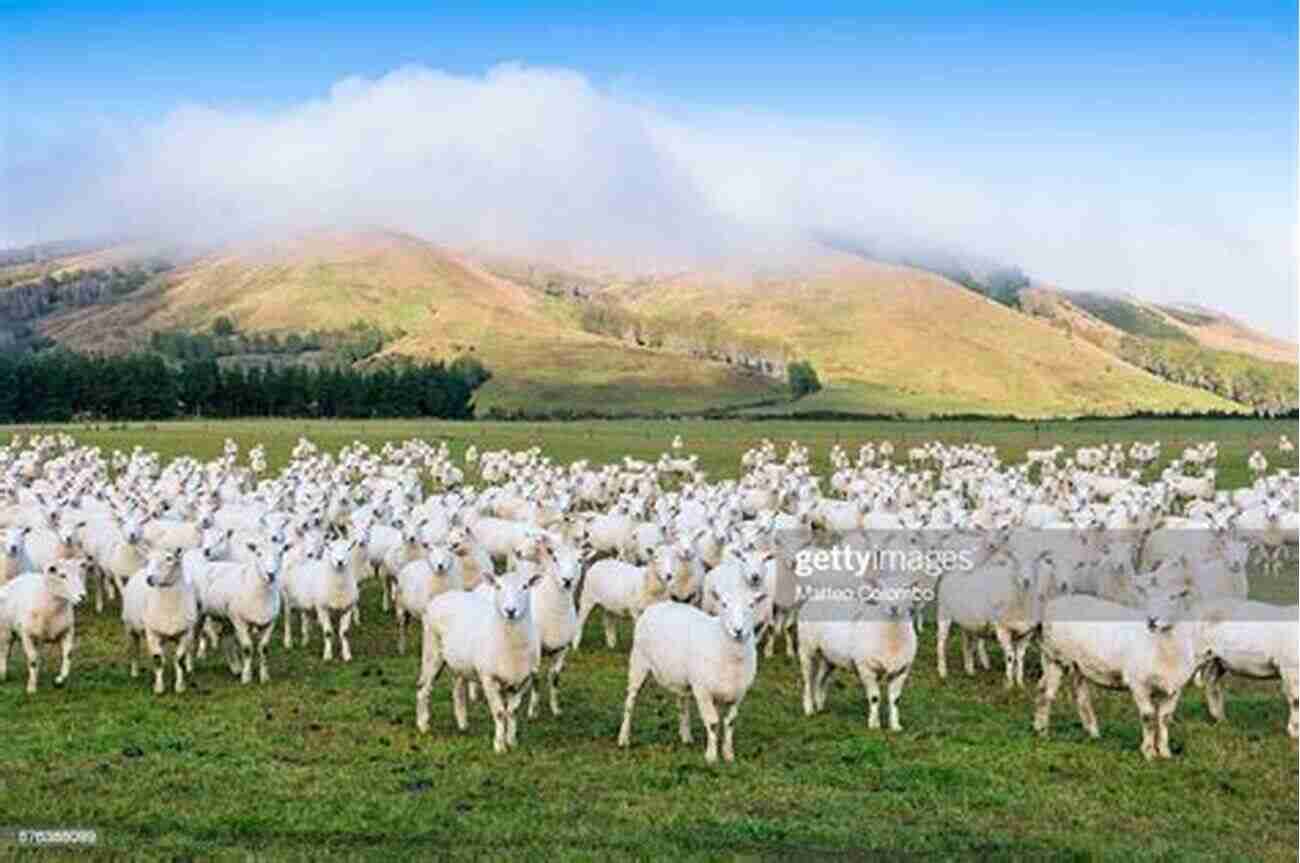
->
480, 677, 509, 754
572, 596, 595, 650
814, 658, 833, 712
1155, 689, 1181, 759
504, 684, 527, 749
976, 637, 991, 671
886, 666, 910, 732
721, 701, 741, 762
129, 631, 142, 679
175, 630, 192, 693
0, 628, 10, 679
232, 620, 254, 685
763, 613, 778, 659
146, 630, 166, 695
282, 603, 293, 649
798, 647, 817, 715
377, 566, 389, 612
55, 628, 74, 689
995, 626, 1015, 690
1281, 668, 1298, 739
959, 631, 975, 676
616, 651, 650, 748
1072, 671, 1099, 738
678, 694, 693, 743
256, 624, 272, 683
415, 630, 445, 733
300, 609, 311, 647
21, 633, 39, 694
1033, 658, 1065, 737
185, 625, 196, 673
1131, 686, 1158, 761
397, 610, 408, 656
858, 662, 882, 730
1202, 660, 1227, 723
316, 607, 335, 662
782, 614, 797, 658
195, 619, 207, 660
602, 610, 617, 649
452, 676, 469, 731
547, 647, 569, 717
94, 568, 105, 613
1013, 636, 1032, 689
338, 607, 354, 663
936, 614, 951, 679
468, 680, 479, 702
693, 688, 722, 764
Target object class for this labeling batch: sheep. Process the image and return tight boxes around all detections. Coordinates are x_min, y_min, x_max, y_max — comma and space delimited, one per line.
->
121, 548, 198, 694
1, 526, 29, 585
84, 513, 148, 612
393, 545, 463, 655
415, 569, 544, 753
1034, 584, 1207, 760
936, 548, 1057, 689
19, 521, 85, 573
572, 546, 677, 650
0, 558, 88, 693
1196, 598, 1299, 738
524, 545, 582, 718
195, 542, 284, 684
616, 588, 766, 763
281, 538, 360, 662
797, 575, 923, 730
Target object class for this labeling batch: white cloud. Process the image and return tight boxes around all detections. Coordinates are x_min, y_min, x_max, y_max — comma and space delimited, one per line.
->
4, 63, 1295, 338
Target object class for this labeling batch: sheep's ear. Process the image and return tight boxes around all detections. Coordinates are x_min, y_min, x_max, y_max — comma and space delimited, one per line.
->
246, 542, 259, 553
525, 572, 544, 590
749, 592, 768, 608
480, 571, 500, 588
709, 587, 724, 608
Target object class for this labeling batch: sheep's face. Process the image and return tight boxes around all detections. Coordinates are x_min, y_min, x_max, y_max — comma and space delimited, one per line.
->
124, 519, 144, 545
3, 527, 26, 557
427, 548, 454, 578
47, 559, 88, 605
485, 571, 542, 622
553, 552, 581, 593
145, 550, 183, 588
711, 589, 764, 643
251, 544, 284, 585
326, 539, 355, 573
1139, 583, 1191, 632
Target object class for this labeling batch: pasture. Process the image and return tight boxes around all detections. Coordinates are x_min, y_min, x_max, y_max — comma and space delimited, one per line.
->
0, 418, 1297, 860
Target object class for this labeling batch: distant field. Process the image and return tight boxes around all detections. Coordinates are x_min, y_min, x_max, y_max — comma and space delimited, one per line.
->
0, 418, 1296, 859
7, 416, 1296, 487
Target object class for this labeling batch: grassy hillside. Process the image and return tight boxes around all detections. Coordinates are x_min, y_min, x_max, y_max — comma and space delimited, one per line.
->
1018, 289, 1297, 412
13, 232, 1288, 417
616, 258, 1240, 417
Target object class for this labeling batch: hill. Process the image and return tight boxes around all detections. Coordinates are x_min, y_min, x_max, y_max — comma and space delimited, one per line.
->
2, 230, 1287, 417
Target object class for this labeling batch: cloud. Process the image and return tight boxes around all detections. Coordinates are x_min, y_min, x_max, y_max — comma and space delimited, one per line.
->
3, 63, 1295, 337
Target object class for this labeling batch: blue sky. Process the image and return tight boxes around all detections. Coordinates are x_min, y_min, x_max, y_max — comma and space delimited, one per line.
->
2, 1, 1296, 335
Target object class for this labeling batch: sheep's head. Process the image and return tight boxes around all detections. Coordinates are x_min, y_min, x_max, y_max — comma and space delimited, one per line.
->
3, 526, 28, 557
482, 570, 542, 622
145, 548, 183, 588
247, 543, 284, 585
1137, 582, 1192, 632
326, 539, 357, 573
46, 558, 88, 605
711, 588, 765, 643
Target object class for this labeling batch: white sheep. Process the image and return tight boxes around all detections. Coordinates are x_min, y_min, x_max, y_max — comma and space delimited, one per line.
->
572, 547, 676, 650
394, 545, 463, 654
1196, 598, 1299, 738
1, 526, 28, 585
195, 542, 284, 684
415, 569, 544, 753
0, 558, 88, 693
281, 537, 360, 662
121, 548, 198, 694
797, 575, 923, 730
617, 588, 766, 763
1035, 584, 1206, 760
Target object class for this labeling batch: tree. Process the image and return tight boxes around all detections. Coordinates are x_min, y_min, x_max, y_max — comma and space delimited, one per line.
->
211, 315, 237, 337
787, 360, 822, 399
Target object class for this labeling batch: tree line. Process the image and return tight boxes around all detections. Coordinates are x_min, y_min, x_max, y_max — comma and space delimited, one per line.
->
0, 351, 491, 422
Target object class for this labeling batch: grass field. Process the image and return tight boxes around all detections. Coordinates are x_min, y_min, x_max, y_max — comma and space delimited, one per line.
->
0, 418, 1297, 860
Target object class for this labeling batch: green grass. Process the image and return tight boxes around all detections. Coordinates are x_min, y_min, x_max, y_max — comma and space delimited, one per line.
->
0, 418, 1296, 860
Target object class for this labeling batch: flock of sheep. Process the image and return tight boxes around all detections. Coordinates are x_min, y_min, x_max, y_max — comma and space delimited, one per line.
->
0, 430, 1297, 763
